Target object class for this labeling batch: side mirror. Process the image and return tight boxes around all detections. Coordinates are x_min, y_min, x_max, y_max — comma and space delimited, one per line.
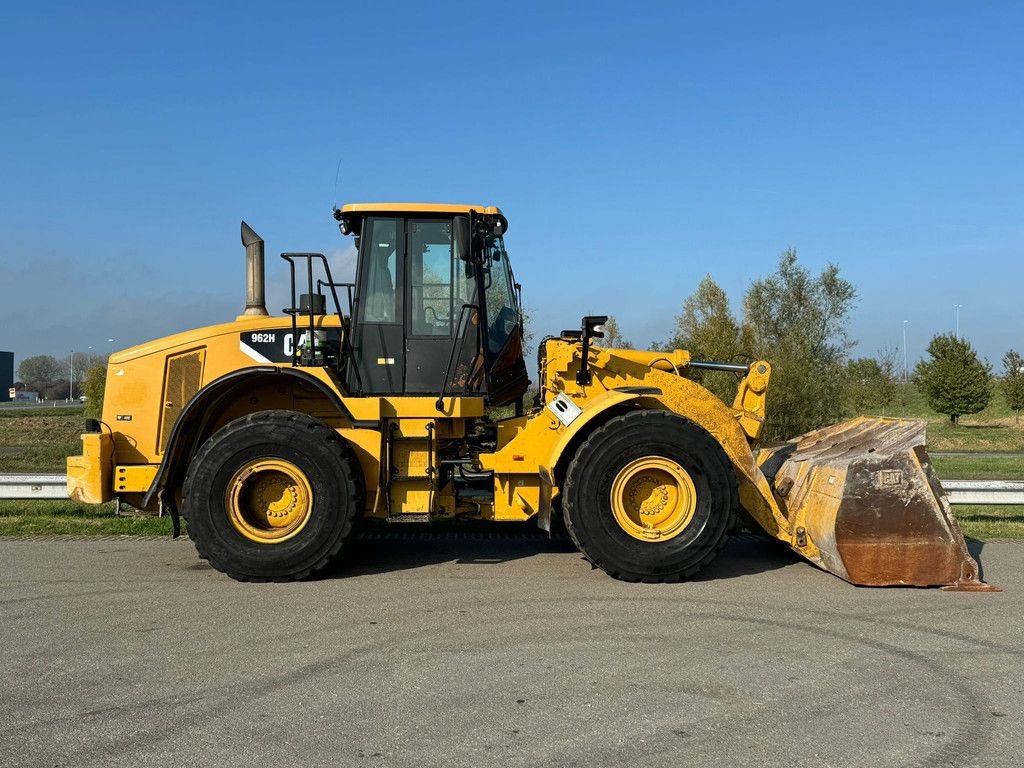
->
453, 216, 471, 261
584, 315, 608, 339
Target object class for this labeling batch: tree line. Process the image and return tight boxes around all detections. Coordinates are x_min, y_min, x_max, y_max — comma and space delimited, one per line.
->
593, 249, 1024, 440
16, 352, 107, 401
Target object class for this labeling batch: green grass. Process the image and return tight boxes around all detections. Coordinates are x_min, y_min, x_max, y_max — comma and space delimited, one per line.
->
0, 405, 84, 419
955, 505, 1024, 540
932, 455, 1024, 480
925, 423, 1024, 453
866, 384, 1024, 453
0, 500, 172, 536
0, 407, 84, 472
1, 444, 81, 472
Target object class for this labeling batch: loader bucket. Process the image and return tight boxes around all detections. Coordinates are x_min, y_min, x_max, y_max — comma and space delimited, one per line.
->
758, 417, 997, 590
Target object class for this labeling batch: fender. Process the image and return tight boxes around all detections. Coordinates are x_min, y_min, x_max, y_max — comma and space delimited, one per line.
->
547, 388, 665, 478
479, 388, 665, 528
482, 388, 664, 478
492, 373, 790, 540
141, 366, 375, 522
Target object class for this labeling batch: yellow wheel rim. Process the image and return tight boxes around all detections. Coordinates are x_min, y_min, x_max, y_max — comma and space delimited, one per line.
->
226, 459, 313, 544
610, 456, 697, 542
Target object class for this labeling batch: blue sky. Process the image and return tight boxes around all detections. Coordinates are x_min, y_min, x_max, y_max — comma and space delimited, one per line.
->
1, 1, 1021, 374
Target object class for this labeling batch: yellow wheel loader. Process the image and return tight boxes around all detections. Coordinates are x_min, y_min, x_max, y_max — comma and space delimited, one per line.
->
67, 203, 993, 589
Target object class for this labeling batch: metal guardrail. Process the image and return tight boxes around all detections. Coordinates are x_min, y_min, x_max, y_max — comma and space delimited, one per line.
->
0, 474, 69, 500
1, 474, 1022, 505
941, 480, 1024, 506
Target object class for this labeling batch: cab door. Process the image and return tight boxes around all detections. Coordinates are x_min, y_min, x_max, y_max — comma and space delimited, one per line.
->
403, 218, 481, 395
348, 216, 405, 394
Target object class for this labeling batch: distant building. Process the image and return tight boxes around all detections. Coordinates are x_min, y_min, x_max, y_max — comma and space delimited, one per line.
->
0, 351, 12, 403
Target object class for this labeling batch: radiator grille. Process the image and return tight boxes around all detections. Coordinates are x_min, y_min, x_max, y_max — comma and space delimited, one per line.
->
159, 349, 205, 452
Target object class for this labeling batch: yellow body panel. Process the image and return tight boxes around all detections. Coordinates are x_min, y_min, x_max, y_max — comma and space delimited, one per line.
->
113, 465, 159, 495
101, 316, 334, 463
108, 315, 309, 366
67, 432, 114, 504
345, 396, 484, 422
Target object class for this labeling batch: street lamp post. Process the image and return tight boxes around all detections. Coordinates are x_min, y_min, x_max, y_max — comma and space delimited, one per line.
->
69, 350, 74, 401
902, 320, 908, 383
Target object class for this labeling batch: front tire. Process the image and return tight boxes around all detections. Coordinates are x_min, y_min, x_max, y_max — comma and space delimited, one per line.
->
182, 410, 363, 582
563, 410, 736, 582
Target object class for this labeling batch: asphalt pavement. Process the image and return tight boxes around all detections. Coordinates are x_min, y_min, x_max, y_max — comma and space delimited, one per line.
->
1, 532, 1021, 768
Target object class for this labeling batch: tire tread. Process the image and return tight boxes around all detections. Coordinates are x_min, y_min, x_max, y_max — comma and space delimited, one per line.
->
563, 409, 736, 583
182, 410, 363, 582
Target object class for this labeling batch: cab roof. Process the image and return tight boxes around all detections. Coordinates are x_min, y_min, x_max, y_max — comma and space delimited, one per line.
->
340, 202, 503, 216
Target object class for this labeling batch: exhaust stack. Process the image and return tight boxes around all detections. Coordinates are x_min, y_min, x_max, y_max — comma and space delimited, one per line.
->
240, 221, 268, 316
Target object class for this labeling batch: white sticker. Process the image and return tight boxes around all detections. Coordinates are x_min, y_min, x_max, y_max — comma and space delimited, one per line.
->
547, 392, 583, 427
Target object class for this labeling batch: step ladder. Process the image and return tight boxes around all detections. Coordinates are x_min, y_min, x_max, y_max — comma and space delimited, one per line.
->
382, 419, 435, 522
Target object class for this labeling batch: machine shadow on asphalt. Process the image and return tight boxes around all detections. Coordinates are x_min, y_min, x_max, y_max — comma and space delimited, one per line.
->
303, 528, 804, 582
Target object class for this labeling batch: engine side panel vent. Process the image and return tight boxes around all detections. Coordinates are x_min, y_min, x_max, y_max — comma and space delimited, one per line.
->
158, 349, 206, 453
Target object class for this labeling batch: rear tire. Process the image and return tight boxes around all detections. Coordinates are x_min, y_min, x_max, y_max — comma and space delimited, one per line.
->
182, 410, 363, 582
563, 410, 736, 582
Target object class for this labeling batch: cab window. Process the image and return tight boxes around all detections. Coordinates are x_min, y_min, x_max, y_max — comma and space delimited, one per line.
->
358, 217, 399, 324
408, 220, 453, 336
483, 235, 519, 355
408, 220, 478, 337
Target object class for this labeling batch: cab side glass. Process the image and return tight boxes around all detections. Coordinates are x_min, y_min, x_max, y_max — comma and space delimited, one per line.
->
359, 218, 399, 324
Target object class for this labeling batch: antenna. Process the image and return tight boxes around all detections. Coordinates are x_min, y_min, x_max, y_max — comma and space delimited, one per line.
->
332, 158, 343, 214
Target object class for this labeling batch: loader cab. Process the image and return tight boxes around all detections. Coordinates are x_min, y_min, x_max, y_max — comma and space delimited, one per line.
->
336, 203, 529, 406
